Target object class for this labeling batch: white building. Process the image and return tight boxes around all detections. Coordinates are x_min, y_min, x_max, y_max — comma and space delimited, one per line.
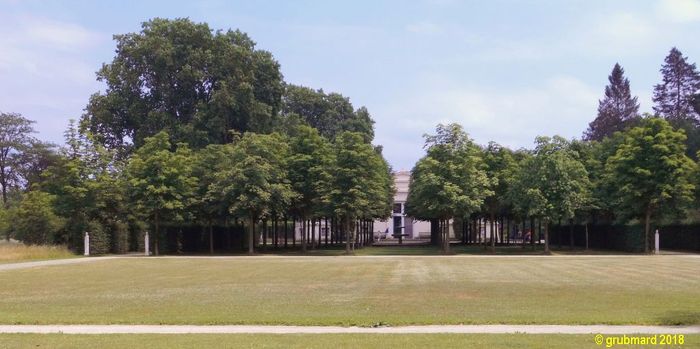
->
373, 171, 432, 240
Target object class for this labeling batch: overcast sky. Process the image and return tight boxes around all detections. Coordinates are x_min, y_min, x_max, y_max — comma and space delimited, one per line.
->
2, 0, 700, 170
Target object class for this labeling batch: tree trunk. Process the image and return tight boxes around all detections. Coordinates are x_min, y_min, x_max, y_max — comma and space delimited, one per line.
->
530, 217, 535, 250
585, 223, 589, 251
644, 206, 652, 253
442, 219, 450, 253
490, 214, 496, 253
344, 218, 351, 254
544, 220, 550, 254
284, 216, 289, 248
154, 211, 160, 256
209, 221, 214, 255
301, 218, 307, 253
569, 218, 574, 250
248, 215, 255, 255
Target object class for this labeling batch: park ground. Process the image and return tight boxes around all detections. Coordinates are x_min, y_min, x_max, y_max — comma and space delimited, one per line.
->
1, 251, 698, 348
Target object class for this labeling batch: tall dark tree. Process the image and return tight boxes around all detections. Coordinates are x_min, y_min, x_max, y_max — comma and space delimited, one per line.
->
653, 48, 700, 122
82, 18, 284, 154
584, 63, 640, 141
0, 112, 36, 206
281, 84, 375, 143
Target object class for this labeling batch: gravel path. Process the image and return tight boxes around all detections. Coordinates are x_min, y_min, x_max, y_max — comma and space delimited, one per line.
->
0, 256, 118, 271
0, 325, 697, 334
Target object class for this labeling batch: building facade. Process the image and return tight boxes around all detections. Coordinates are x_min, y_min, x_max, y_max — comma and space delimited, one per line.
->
373, 171, 431, 240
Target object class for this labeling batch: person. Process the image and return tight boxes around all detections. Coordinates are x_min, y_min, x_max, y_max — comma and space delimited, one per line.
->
524, 229, 531, 243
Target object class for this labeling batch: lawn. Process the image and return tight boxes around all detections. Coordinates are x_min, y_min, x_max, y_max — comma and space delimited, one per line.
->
0, 256, 698, 326
0, 334, 697, 349
0, 242, 75, 264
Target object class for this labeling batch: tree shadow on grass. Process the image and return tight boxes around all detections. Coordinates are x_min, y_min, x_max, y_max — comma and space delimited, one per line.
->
656, 311, 700, 325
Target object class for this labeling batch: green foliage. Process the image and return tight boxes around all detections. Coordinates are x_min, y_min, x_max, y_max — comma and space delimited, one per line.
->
193, 144, 232, 225
326, 132, 393, 252
126, 131, 197, 254
406, 124, 493, 221
406, 124, 492, 252
604, 117, 696, 251
12, 191, 63, 245
482, 142, 518, 218
0, 205, 8, 239
82, 18, 284, 152
209, 132, 295, 253
510, 136, 590, 223
281, 84, 375, 142
86, 220, 111, 255
41, 121, 128, 250
287, 124, 333, 220
0, 112, 37, 205
214, 132, 295, 220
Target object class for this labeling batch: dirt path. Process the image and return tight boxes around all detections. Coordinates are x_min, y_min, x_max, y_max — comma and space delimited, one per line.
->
0, 325, 697, 334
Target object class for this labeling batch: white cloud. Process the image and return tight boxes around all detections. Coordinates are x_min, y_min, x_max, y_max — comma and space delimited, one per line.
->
22, 17, 104, 50
573, 12, 661, 56
0, 15, 105, 82
656, 0, 700, 23
374, 75, 599, 168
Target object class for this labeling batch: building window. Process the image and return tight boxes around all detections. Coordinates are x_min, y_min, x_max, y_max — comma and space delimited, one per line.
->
393, 203, 403, 214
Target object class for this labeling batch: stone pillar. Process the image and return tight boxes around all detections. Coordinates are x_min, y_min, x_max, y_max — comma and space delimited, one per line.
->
654, 229, 659, 255
84, 232, 90, 256
145, 232, 150, 256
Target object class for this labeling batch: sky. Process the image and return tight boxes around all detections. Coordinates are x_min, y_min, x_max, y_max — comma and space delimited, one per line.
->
2, 0, 700, 170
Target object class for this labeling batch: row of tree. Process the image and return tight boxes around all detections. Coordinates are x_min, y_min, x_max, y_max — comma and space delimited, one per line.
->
0, 118, 394, 254
408, 46, 700, 254
0, 18, 393, 254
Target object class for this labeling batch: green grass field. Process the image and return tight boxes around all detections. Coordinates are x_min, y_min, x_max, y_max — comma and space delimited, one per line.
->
0, 334, 697, 349
0, 255, 698, 326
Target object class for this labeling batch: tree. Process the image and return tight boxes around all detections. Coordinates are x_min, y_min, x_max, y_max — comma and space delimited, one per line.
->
281, 84, 375, 142
12, 191, 63, 245
405, 124, 493, 253
653, 48, 700, 122
584, 63, 640, 141
41, 121, 128, 252
194, 144, 232, 254
604, 118, 695, 253
16, 141, 59, 191
327, 132, 391, 253
126, 131, 196, 255
482, 142, 518, 252
510, 136, 591, 253
211, 132, 295, 254
0, 112, 36, 206
287, 125, 333, 252
82, 18, 284, 153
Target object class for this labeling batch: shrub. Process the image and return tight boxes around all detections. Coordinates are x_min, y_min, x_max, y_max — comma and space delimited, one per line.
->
13, 191, 64, 245
86, 220, 110, 255
110, 220, 129, 254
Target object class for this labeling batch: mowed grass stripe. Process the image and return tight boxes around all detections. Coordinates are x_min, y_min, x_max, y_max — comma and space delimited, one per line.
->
0, 256, 698, 326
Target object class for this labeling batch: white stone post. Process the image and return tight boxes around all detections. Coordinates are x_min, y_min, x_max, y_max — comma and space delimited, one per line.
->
144, 232, 150, 256
83, 232, 90, 256
654, 229, 660, 255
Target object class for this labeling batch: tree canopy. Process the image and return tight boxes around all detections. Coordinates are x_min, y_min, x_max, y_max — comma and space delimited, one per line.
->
604, 118, 696, 252
82, 18, 284, 153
